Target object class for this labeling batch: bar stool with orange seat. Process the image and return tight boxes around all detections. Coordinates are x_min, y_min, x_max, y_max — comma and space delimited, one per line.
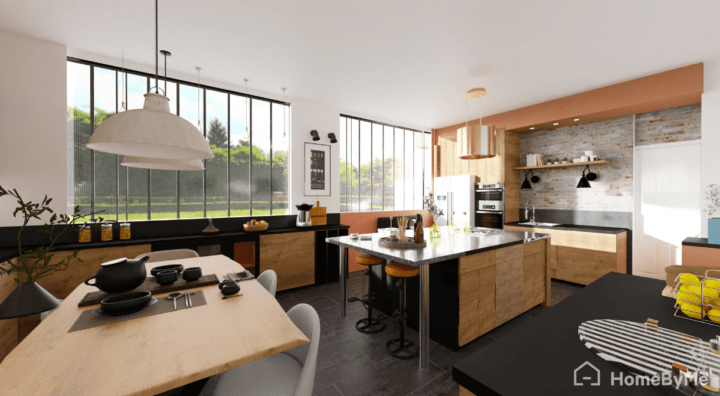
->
384, 262, 420, 359
347, 253, 386, 333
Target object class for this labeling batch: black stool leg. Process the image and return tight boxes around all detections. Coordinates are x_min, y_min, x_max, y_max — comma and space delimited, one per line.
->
386, 277, 418, 359
356, 266, 385, 333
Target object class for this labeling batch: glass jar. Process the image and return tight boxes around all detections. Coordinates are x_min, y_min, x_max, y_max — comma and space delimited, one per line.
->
79, 225, 91, 243
120, 223, 131, 240
101, 224, 113, 241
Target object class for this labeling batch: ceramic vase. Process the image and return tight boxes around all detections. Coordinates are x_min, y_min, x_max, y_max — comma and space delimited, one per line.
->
710, 218, 720, 244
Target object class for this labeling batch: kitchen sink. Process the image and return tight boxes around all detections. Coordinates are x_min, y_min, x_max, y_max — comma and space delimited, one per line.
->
518, 222, 561, 227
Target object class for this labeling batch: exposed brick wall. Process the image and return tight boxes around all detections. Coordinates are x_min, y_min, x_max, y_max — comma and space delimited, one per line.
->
635, 103, 701, 146
519, 116, 634, 212
518, 104, 701, 212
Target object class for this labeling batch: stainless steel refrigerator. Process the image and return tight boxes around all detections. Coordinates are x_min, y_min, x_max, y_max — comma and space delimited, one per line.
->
433, 175, 476, 229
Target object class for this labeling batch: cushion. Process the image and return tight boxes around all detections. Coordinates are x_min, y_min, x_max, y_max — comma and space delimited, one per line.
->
212, 352, 303, 396
385, 262, 420, 278
356, 253, 383, 266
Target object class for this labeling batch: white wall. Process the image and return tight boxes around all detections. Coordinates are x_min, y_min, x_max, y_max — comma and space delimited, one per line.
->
701, 59, 720, 237
0, 31, 67, 226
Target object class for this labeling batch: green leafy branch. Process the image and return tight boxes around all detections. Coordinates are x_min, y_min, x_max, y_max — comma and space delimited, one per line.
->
0, 186, 105, 284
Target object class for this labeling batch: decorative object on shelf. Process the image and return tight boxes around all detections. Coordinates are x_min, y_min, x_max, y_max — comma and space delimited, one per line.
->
84, 256, 150, 294
705, 184, 720, 244
79, 225, 91, 243
310, 200, 327, 225
295, 203, 314, 227
120, 223, 131, 240
397, 217, 409, 242
521, 170, 540, 190
86, 0, 212, 162
243, 219, 269, 232
310, 130, 320, 141
202, 218, 219, 233
155, 270, 178, 286
304, 142, 331, 196
101, 223, 113, 241
458, 87, 496, 160
0, 186, 103, 319
378, 236, 427, 249
576, 165, 597, 189
673, 270, 720, 326
328, 132, 337, 143
414, 214, 424, 244
121, 51, 205, 171
562, 157, 568, 163
514, 159, 611, 170
423, 191, 444, 238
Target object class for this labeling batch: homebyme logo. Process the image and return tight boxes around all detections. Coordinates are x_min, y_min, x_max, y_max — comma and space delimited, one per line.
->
573, 361, 710, 389
574, 362, 600, 386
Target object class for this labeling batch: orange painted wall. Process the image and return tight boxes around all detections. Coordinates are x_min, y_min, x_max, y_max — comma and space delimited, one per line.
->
341, 210, 433, 272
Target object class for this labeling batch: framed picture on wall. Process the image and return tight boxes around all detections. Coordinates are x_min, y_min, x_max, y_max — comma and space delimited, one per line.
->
305, 142, 331, 196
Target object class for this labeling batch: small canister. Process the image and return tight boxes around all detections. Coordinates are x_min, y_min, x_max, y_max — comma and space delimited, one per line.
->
79, 225, 91, 243
120, 223, 131, 240
101, 224, 113, 241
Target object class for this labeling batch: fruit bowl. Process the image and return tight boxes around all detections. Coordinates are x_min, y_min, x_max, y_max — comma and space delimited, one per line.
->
244, 222, 269, 232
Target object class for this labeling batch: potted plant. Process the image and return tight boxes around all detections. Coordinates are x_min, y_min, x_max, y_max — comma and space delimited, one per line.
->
554, 158, 560, 164
0, 186, 103, 319
562, 157, 569, 164
423, 192, 444, 238
706, 184, 720, 244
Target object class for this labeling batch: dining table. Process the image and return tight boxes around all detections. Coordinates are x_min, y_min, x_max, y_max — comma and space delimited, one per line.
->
0, 255, 309, 396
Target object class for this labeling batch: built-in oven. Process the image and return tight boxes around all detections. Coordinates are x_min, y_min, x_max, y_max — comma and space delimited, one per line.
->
475, 184, 504, 229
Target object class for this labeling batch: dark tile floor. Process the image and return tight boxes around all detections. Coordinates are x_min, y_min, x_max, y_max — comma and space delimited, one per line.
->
276, 272, 584, 396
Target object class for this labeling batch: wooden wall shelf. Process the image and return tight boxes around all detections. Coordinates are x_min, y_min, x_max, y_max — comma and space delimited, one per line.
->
514, 160, 610, 170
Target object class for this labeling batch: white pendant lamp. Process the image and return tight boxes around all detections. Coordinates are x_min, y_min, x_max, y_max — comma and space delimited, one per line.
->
86, 0, 213, 161
457, 87, 496, 160
122, 52, 205, 171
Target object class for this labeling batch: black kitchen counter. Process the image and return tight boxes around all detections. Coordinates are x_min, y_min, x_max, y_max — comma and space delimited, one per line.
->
0, 224, 350, 263
682, 237, 720, 249
452, 272, 718, 395
505, 221, 628, 234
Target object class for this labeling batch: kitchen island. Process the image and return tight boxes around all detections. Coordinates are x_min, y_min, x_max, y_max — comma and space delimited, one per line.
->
326, 227, 551, 369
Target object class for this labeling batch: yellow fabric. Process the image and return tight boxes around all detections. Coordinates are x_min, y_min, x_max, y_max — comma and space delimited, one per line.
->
356, 253, 383, 266
385, 262, 420, 278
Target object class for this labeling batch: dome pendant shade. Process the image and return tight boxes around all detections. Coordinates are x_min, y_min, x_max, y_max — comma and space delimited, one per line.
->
457, 125, 497, 160
521, 178, 532, 190
577, 176, 591, 188
121, 156, 205, 171
87, 93, 213, 160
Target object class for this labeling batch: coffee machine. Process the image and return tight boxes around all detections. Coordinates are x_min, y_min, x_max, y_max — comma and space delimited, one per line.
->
295, 203, 313, 227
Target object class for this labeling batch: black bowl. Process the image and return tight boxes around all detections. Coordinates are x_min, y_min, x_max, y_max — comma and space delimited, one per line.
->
156, 270, 178, 286
182, 267, 202, 281
221, 282, 241, 296
100, 291, 152, 315
150, 264, 184, 277
218, 279, 238, 290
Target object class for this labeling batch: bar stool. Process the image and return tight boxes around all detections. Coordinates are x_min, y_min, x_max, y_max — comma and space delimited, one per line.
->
347, 253, 386, 333
384, 262, 420, 359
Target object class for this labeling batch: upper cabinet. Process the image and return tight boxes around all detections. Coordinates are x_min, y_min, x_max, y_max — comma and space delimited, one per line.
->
435, 128, 519, 185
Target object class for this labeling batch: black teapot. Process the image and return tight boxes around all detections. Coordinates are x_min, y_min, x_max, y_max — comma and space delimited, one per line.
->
85, 256, 150, 294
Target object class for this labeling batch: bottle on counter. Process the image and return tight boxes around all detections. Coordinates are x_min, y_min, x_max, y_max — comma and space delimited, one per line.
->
120, 223, 131, 240
101, 223, 113, 241
415, 214, 424, 244
79, 225, 91, 243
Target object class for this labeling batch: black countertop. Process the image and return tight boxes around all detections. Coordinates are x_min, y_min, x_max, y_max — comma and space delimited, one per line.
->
682, 237, 720, 249
505, 221, 628, 234
0, 224, 350, 263
452, 272, 718, 395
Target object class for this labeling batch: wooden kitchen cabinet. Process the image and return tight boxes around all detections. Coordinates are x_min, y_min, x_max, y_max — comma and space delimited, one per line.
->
505, 226, 627, 285
259, 231, 316, 291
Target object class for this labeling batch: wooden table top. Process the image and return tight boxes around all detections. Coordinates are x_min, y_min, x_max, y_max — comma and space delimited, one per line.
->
0, 255, 309, 396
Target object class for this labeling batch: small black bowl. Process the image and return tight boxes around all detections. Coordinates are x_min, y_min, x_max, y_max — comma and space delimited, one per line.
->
156, 270, 178, 286
221, 282, 241, 296
218, 279, 238, 290
100, 291, 151, 315
150, 264, 184, 277
183, 267, 203, 281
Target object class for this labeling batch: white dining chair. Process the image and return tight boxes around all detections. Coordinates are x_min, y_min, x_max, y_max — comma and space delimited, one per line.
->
257, 270, 277, 297
211, 303, 320, 396
135, 249, 199, 263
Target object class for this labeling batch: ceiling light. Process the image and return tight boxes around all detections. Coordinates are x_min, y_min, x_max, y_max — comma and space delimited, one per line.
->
529, 127, 535, 130
310, 130, 320, 141
574, 118, 580, 121
553, 122, 559, 126
86, 0, 212, 161
328, 133, 337, 143
458, 87, 496, 160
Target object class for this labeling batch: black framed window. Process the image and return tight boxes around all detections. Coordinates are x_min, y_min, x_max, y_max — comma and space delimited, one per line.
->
66, 58, 290, 221
339, 115, 430, 213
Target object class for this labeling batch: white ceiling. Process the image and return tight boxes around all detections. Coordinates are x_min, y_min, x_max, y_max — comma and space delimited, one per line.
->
1, 0, 720, 130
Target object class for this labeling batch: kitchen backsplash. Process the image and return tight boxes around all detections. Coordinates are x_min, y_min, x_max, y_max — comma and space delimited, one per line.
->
518, 104, 700, 213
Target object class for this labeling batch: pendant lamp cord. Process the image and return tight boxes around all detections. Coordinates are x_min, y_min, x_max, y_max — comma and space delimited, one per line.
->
154, 0, 158, 92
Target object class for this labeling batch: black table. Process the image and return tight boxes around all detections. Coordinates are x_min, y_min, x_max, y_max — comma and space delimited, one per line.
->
452, 272, 720, 395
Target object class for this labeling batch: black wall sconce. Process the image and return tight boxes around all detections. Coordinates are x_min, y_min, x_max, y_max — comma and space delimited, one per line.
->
310, 130, 320, 141
577, 165, 597, 189
328, 133, 337, 143
521, 170, 540, 190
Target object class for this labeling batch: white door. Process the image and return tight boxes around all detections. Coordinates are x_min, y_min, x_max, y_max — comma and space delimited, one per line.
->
634, 141, 701, 279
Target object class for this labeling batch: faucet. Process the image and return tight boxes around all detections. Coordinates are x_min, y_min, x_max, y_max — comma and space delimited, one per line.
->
525, 201, 535, 224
